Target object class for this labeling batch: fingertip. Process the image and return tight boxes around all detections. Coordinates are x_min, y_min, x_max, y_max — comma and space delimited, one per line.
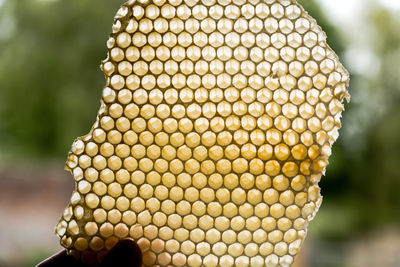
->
100, 239, 142, 267
36, 250, 86, 267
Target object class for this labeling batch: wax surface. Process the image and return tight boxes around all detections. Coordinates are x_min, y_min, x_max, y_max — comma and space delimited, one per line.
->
56, 0, 350, 266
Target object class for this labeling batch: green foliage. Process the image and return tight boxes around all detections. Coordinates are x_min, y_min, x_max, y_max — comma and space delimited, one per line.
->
0, 0, 122, 160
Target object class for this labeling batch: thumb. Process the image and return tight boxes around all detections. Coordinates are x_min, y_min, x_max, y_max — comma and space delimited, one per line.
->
100, 239, 142, 267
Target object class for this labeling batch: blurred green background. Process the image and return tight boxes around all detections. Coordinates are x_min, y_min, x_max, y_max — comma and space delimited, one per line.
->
0, 0, 400, 266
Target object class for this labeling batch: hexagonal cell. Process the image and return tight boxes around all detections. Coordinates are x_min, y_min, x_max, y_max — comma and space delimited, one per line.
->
57, 0, 349, 265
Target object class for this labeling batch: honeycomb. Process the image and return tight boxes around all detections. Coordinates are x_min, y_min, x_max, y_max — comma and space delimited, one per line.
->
55, 0, 350, 266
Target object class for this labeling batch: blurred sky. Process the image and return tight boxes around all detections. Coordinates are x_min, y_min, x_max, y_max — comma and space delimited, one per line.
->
318, 0, 400, 77
312, 0, 400, 157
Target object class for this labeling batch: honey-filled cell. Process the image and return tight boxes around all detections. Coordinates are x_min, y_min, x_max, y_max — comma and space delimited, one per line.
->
57, 0, 349, 266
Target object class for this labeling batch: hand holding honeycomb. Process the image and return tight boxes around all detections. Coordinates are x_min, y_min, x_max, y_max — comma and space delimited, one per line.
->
56, 0, 350, 266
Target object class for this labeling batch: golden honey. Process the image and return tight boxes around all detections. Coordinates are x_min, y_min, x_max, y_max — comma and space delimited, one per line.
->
56, 0, 350, 266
